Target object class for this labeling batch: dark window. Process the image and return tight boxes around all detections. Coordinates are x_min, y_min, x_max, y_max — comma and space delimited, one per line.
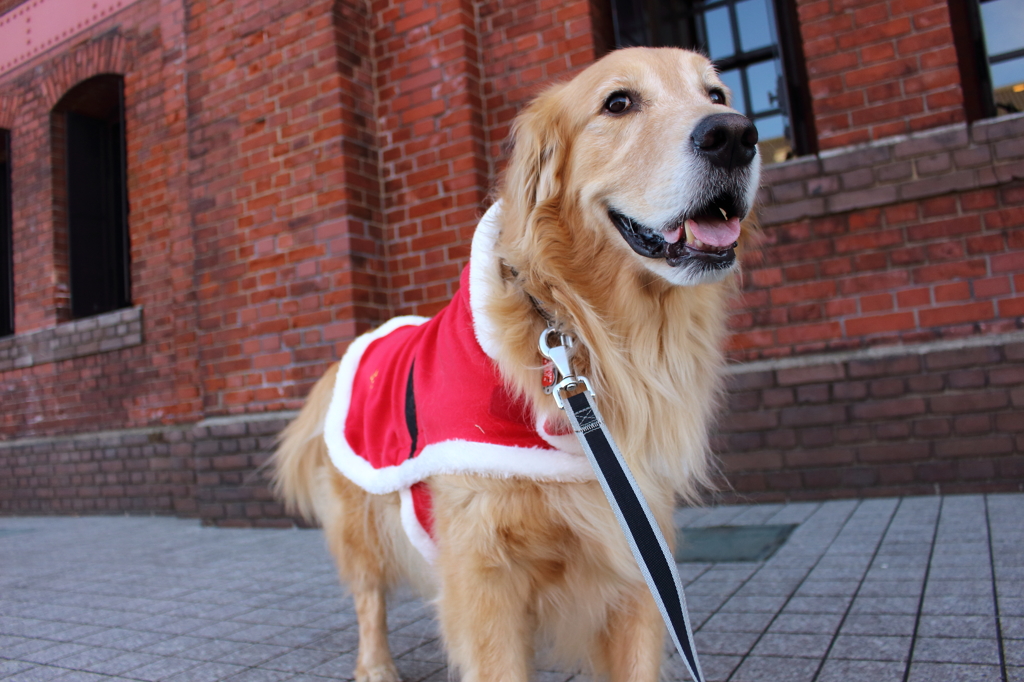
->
0, 130, 12, 337
610, 0, 817, 161
53, 75, 131, 319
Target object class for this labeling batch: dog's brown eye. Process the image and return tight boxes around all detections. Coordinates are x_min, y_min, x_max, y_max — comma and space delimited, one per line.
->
709, 89, 727, 105
604, 92, 633, 114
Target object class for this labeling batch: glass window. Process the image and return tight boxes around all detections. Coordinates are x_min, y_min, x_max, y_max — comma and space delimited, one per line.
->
979, 0, 1024, 114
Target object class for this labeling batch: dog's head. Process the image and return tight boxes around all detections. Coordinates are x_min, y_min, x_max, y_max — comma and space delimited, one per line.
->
502, 47, 761, 288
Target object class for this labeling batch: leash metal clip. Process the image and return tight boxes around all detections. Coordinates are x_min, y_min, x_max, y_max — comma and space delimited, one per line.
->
538, 327, 594, 410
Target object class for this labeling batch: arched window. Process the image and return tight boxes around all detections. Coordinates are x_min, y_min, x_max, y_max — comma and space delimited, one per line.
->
0, 128, 11, 337
53, 74, 131, 319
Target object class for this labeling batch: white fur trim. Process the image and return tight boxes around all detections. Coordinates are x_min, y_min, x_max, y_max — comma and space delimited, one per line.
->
322, 315, 431, 494
400, 488, 438, 564
469, 202, 504, 359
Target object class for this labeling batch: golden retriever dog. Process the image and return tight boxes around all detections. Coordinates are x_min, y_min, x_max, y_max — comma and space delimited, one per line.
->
272, 47, 760, 682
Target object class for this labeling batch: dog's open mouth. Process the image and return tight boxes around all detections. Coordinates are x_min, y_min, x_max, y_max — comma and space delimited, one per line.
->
609, 197, 743, 269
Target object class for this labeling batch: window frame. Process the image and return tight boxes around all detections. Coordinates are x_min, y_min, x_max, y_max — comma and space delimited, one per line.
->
948, 0, 997, 122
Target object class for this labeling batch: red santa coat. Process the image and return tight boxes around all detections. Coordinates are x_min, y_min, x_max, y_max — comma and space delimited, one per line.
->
323, 203, 594, 563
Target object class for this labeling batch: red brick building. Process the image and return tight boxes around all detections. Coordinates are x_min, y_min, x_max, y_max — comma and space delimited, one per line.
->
0, 0, 1021, 524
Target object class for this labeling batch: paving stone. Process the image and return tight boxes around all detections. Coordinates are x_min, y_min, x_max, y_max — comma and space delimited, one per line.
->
75, 629, 172, 652
816, 658, 906, 682
855, 579, 923, 597
402, 638, 445, 664
5, 667, 75, 682
729, 654, 820, 681
162, 661, 248, 682
922, 595, 996, 616
911, 636, 1002, 665
306, 652, 357, 679
749, 632, 832, 658
693, 630, 760, 655
918, 615, 998, 639
123, 656, 201, 681
766, 612, 843, 635
75, 652, 162, 676
0, 660, 36, 677
221, 669, 294, 682
849, 596, 921, 615
44, 647, 125, 670
718, 595, 789, 613
699, 611, 776, 633
304, 628, 360, 654
828, 634, 911, 661
19, 644, 92, 665
784, 595, 853, 613
215, 644, 291, 667
260, 646, 340, 673
906, 662, 1003, 682
1001, 616, 1024, 639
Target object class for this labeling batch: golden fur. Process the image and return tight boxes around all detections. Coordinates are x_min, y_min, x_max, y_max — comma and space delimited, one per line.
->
272, 47, 761, 682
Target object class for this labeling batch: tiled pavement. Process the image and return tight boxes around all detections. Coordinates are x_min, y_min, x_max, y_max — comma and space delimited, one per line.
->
1, 494, 1021, 682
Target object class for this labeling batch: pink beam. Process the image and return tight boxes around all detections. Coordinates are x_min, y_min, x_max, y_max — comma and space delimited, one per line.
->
0, 0, 140, 76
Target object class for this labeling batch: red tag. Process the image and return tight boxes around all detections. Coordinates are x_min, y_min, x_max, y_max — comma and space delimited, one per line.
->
542, 361, 556, 388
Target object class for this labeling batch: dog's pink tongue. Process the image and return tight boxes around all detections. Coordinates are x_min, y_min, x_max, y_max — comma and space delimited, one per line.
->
688, 216, 742, 247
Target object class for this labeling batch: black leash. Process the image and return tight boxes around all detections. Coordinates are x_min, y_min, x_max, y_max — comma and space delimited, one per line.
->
540, 329, 704, 682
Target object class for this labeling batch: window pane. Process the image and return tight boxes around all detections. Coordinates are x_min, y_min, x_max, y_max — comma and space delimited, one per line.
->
754, 113, 784, 139
747, 60, 780, 114
704, 6, 735, 60
719, 68, 747, 115
735, 0, 774, 52
990, 54, 1024, 89
990, 56, 1024, 114
980, 0, 1024, 57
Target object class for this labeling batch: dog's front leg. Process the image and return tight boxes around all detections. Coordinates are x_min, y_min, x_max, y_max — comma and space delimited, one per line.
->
435, 552, 534, 682
595, 586, 664, 682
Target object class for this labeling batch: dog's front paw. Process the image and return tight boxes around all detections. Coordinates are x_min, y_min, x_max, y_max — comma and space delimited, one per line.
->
355, 662, 401, 682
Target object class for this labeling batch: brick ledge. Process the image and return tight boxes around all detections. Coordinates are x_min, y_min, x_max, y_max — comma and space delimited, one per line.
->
0, 305, 143, 371
0, 409, 297, 448
725, 329, 1024, 375
758, 112, 1024, 225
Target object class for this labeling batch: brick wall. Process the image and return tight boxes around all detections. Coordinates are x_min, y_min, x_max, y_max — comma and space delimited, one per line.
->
378, 0, 604, 317
732, 113, 1024, 362
799, 0, 966, 149
1, 0, 1022, 522
0, 424, 195, 515
0, 411, 294, 524
0, 0, 200, 438
716, 335, 1024, 501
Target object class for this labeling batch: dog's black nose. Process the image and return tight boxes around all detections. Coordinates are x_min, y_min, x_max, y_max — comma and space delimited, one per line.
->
691, 114, 758, 169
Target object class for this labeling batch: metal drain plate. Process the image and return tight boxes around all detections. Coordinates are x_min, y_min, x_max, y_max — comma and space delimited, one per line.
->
675, 524, 797, 563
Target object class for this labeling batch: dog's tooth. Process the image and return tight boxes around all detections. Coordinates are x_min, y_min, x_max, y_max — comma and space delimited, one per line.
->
684, 219, 695, 244
719, 207, 728, 219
